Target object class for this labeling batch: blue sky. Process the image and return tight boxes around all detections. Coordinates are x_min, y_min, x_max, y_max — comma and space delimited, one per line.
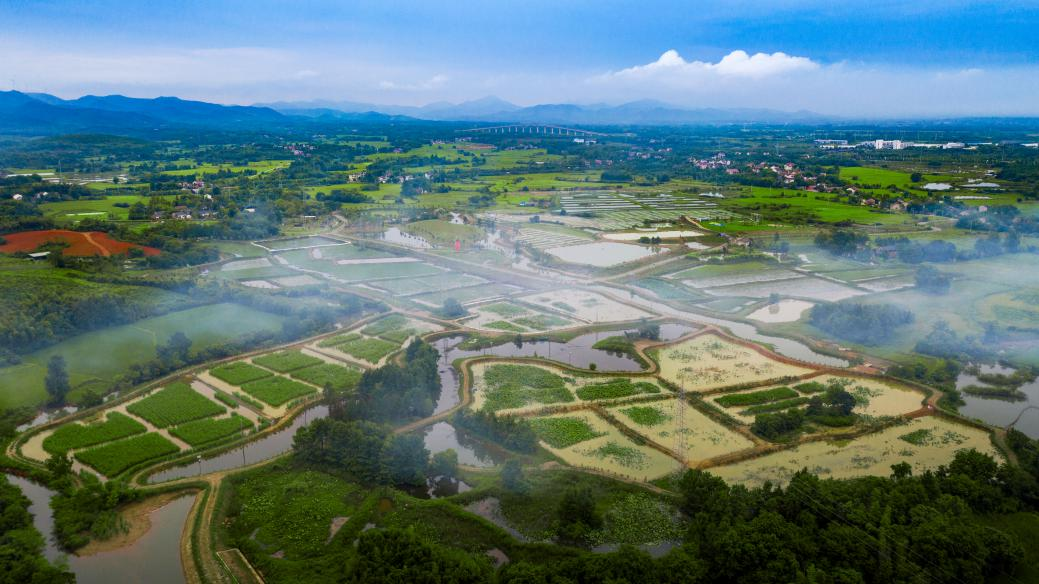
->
3, 0, 1039, 116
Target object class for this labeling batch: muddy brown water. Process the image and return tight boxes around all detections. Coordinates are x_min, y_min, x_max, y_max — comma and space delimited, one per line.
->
5, 473, 192, 584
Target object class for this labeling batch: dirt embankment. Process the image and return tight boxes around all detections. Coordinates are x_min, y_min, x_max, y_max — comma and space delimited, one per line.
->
76, 491, 198, 556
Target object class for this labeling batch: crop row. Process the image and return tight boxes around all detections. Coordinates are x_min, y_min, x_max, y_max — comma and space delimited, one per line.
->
317, 332, 361, 348
241, 376, 317, 406
253, 350, 324, 373
42, 412, 146, 455
75, 433, 180, 477
170, 414, 254, 447
126, 382, 226, 428
290, 363, 362, 391
210, 361, 272, 385
334, 337, 400, 364
481, 365, 574, 411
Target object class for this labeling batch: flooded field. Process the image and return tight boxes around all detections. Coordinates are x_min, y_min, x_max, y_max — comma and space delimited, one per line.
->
709, 374, 926, 424
519, 289, 654, 323
545, 241, 663, 267
747, 299, 815, 323
534, 410, 682, 481
710, 416, 998, 486
608, 399, 753, 464
654, 334, 813, 393
421, 421, 506, 468
590, 285, 849, 367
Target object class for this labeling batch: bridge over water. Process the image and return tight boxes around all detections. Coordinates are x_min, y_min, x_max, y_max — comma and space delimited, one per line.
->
458, 124, 606, 137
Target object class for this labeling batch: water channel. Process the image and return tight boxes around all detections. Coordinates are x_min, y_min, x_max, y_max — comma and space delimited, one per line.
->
5, 473, 193, 584
958, 363, 1039, 439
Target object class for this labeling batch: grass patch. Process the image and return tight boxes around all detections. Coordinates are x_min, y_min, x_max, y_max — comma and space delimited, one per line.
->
42, 412, 146, 455
75, 433, 180, 477
170, 414, 254, 447
240, 376, 317, 406
210, 362, 272, 386
252, 350, 324, 373
126, 382, 226, 428
530, 416, 606, 448
230, 468, 364, 559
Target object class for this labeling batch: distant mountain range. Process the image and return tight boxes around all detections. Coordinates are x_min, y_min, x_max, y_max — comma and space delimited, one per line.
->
0, 91, 287, 134
256, 96, 828, 125
0, 90, 834, 134
3, 91, 1035, 135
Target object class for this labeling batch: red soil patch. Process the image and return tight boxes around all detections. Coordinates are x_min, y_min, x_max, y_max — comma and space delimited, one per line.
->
0, 230, 160, 257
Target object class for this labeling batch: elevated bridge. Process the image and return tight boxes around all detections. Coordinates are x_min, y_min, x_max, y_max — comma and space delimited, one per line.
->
458, 124, 606, 137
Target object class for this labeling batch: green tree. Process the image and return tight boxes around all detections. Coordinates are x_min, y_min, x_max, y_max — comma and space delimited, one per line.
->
45, 355, 70, 407
381, 434, 429, 486
429, 449, 458, 480
441, 297, 467, 318
557, 486, 601, 546
501, 460, 528, 494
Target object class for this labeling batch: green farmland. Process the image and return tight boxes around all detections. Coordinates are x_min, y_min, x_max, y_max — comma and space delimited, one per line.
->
0, 303, 287, 409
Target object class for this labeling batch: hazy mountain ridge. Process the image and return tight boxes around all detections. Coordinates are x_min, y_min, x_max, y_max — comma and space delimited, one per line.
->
0, 91, 287, 134
258, 96, 827, 125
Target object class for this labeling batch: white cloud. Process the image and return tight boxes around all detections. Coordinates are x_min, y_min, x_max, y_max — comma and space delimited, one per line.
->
604, 49, 819, 80
378, 74, 448, 91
